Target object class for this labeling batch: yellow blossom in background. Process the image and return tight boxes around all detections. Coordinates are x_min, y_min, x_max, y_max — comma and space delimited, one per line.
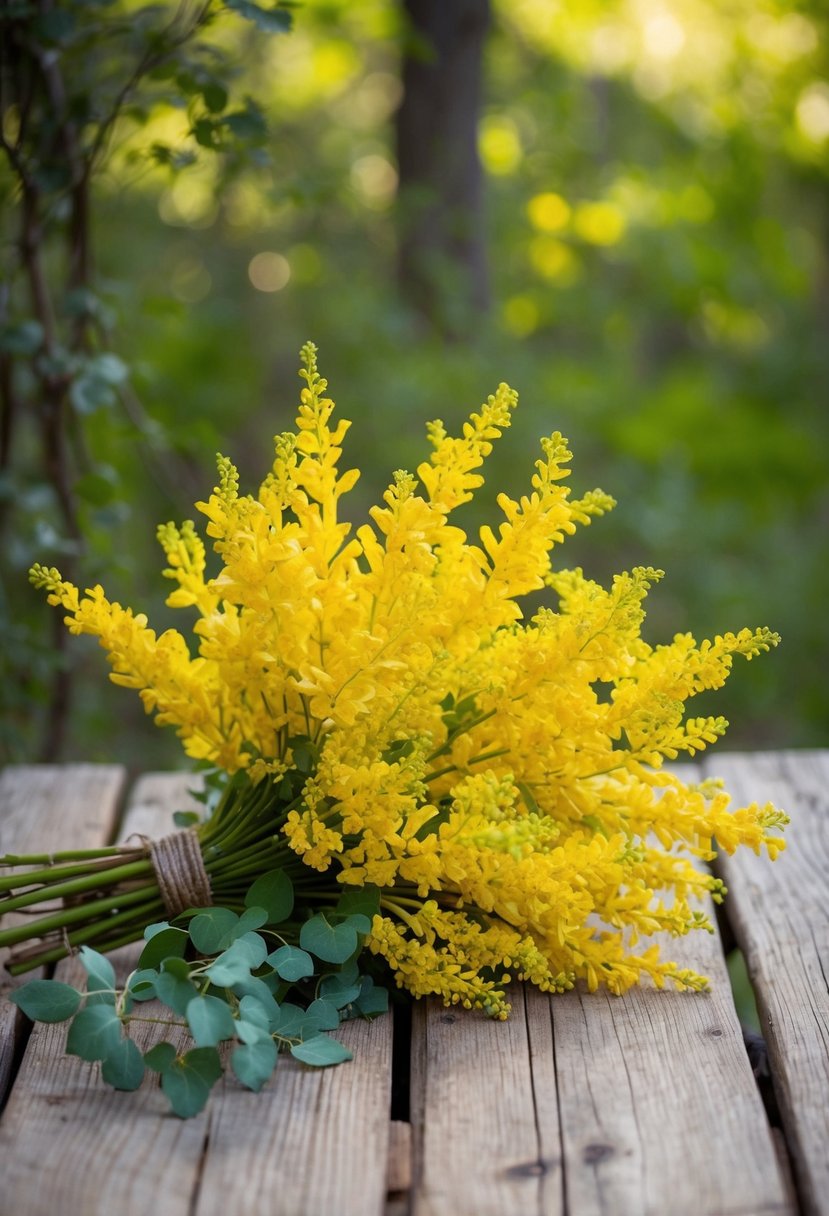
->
30, 343, 786, 1015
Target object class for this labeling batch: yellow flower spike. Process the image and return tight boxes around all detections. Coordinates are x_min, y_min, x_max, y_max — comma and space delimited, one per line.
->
417, 382, 517, 512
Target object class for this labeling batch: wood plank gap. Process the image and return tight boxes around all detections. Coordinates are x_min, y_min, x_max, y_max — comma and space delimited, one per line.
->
771, 1127, 802, 1216
387, 1118, 413, 1190
386, 1003, 414, 1216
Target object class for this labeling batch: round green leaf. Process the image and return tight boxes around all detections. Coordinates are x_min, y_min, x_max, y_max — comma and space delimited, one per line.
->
172, 810, 200, 828
355, 978, 389, 1018
231, 976, 281, 1026
161, 1047, 221, 1118
226, 0, 292, 34
66, 1005, 123, 1062
70, 374, 116, 414
101, 1038, 145, 1091
234, 929, 268, 967
291, 1035, 352, 1067
340, 912, 372, 936
319, 973, 362, 1009
126, 969, 157, 1001
335, 885, 380, 921
161, 956, 191, 980
154, 969, 199, 1016
305, 998, 340, 1032
0, 320, 44, 356
204, 950, 250, 988
270, 1002, 308, 1039
232, 1036, 278, 1092
186, 994, 236, 1047
237, 994, 271, 1031
300, 913, 358, 964
202, 82, 229, 114
189, 907, 240, 954
138, 926, 187, 970
88, 353, 128, 385
244, 870, 293, 923
9, 979, 81, 1023
236, 1018, 267, 1046
79, 945, 116, 996
144, 1041, 177, 1073
267, 944, 315, 982
125, 967, 156, 997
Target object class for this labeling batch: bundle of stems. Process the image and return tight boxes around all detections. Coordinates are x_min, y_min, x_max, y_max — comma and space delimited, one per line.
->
0, 774, 325, 974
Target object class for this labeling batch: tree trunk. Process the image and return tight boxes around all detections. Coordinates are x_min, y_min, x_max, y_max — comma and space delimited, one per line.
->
395, 0, 491, 333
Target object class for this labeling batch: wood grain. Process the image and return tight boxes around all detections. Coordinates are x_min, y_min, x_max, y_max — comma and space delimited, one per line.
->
194, 1009, 392, 1216
0, 764, 125, 1104
410, 991, 564, 1216
709, 750, 829, 1216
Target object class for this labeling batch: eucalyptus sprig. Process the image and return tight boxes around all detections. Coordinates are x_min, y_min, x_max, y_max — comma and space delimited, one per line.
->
9, 873, 387, 1118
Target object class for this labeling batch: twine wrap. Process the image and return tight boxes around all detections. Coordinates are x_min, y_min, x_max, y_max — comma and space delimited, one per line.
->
149, 829, 212, 917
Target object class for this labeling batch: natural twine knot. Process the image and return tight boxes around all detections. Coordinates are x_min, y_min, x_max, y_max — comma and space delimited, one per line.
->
149, 829, 212, 917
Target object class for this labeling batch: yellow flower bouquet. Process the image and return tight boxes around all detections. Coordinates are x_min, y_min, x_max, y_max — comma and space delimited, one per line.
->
0, 344, 786, 1110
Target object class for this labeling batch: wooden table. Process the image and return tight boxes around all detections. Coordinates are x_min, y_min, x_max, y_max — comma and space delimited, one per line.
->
0, 752, 827, 1216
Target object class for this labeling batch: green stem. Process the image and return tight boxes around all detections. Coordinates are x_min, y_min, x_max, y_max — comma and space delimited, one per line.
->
0, 884, 158, 948
0, 858, 154, 914
0, 845, 143, 868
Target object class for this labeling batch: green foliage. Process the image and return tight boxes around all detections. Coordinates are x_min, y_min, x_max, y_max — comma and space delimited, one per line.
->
299, 912, 370, 964
9, 979, 81, 1022
0, 0, 293, 763
7, 878, 388, 1118
244, 869, 295, 922
268, 944, 315, 981
137, 925, 188, 969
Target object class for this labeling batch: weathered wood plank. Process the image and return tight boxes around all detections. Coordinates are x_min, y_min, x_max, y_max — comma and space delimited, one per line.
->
409, 762, 792, 1216
410, 991, 564, 1216
0, 764, 125, 1104
194, 1009, 392, 1216
709, 750, 829, 1216
1, 771, 395, 1216
534, 964, 791, 1216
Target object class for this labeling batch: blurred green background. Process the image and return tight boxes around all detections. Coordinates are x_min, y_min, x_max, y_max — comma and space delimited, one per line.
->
2, 0, 827, 770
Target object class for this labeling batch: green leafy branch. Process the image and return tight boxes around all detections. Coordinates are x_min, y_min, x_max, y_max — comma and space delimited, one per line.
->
9, 871, 387, 1118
